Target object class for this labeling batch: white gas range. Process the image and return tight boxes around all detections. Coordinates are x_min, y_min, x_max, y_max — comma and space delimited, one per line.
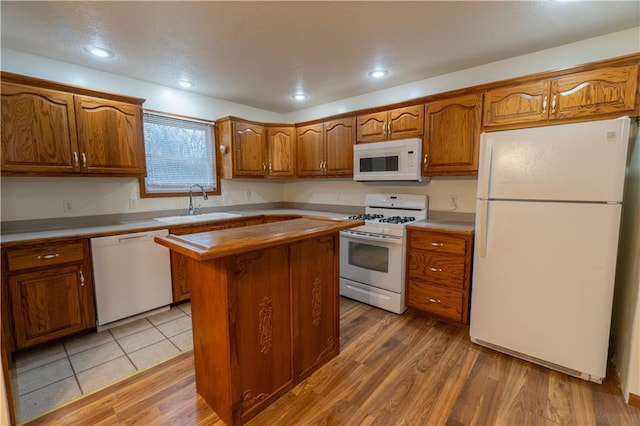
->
339, 193, 428, 314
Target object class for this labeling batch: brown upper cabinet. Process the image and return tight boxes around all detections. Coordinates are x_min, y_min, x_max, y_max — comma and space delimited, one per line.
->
217, 117, 296, 178
356, 105, 424, 143
1, 74, 146, 176
423, 93, 482, 176
297, 117, 355, 177
483, 64, 639, 129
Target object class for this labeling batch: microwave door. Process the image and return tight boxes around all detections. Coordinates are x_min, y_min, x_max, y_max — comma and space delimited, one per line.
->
355, 148, 405, 181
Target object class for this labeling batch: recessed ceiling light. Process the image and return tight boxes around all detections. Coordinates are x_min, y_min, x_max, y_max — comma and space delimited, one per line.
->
292, 92, 308, 101
368, 69, 389, 79
177, 80, 195, 88
84, 46, 114, 58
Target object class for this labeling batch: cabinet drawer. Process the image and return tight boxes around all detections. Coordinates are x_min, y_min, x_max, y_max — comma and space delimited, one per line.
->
408, 251, 465, 289
7, 241, 84, 271
406, 281, 463, 322
409, 230, 467, 255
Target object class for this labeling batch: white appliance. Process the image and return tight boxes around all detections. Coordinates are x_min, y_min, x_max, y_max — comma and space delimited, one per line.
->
340, 193, 428, 313
91, 229, 173, 326
353, 138, 423, 182
470, 117, 633, 383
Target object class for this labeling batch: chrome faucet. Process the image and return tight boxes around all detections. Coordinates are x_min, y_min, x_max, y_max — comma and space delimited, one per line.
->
188, 184, 209, 215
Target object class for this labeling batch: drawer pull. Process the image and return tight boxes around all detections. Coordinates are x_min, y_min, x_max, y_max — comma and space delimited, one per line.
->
430, 241, 444, 247
427, 297, 441, 304
37, 254, 60, 260
428, 266, 442, 272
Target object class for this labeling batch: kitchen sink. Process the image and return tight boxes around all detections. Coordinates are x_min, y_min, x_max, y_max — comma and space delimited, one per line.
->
153, 212, 242, 224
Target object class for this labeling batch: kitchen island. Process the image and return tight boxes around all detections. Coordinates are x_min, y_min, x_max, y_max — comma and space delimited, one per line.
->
154, 217, 362, 425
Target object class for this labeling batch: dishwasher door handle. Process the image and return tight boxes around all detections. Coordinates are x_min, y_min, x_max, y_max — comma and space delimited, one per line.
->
118, 235, 150, 243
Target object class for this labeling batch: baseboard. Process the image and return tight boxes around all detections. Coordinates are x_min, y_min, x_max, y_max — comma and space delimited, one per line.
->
629, 393, 640, 409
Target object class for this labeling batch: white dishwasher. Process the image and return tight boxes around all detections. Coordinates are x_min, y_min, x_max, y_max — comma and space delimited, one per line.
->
91, 229, 173, 326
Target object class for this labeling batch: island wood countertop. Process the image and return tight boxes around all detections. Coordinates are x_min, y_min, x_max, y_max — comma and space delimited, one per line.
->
154, 216, 363, 261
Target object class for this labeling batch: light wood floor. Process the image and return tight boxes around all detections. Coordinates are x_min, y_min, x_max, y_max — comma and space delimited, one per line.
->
25, 297, 640, 425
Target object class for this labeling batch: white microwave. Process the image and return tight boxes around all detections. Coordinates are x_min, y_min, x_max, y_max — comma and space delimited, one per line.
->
353, 138, 423, 182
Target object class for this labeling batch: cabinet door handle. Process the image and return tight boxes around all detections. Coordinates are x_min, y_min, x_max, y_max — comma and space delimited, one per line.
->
427, 297, 441, 304
423, 154, 429, 167
542, 95, 548, 114
79, 271, 85, 286
262, 163, 266, 173
428, 266, 442, 272
551, 95, 557, 114
73, 152, 79, 168
430, 241, 444, 247
37, 253, 59, 260
388, 121, 392, 135
268, 162, 272, 173
81, 152, 87, 168
323, 161, 327, 172
382, 123, 386, 135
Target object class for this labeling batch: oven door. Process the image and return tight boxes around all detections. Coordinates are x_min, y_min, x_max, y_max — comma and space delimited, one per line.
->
339, 230, 404, 293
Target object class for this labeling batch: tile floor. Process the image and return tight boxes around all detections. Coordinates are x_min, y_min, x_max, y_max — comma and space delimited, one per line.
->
12, 302, 193, 423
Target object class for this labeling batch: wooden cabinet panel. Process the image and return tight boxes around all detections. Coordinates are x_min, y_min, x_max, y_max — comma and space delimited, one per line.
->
409, 230, 467, 255
483, 63, 639, 129
356, 111, 387, 143
388, 105, 424, 139
483, 81, 551, 127
266, 126, 296, 177
7, 241, 84, 271
357, 106, 424, 143
1, 74, 145, 177
231, 247, 293, 421
1, 82, 79, 174
297, 124, 324, 177
5, 239, 96, 351
552, 65, 638, 120
424, 94, 481, 176
406, 227, 473, 324
406, 281, 464, 322
324, 117, 355, 176
408, 251, 465, 290
297, 118, 355, 177
232, 121, 266, 177
292, 236, 339, 381
74, 96, 144, 175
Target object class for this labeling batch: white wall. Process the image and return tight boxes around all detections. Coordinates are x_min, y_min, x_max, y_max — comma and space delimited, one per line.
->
2, 27, 640, 222
284, 178, 477, 214
612, 125, 640, 401
284, 27, 640, 123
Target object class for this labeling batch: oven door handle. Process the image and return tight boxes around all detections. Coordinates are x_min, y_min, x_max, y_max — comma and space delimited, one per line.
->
340, 231, 403, 245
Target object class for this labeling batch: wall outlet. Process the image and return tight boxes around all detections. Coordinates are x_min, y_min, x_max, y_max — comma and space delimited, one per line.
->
448, 195, 458, 210
129, 196, 139, 209
62, 199, 73, 213
246, 189, 252, 201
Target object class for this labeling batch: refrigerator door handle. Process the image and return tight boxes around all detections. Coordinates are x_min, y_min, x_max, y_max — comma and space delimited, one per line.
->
477, 135, 494, 198
477, 200, 489, 258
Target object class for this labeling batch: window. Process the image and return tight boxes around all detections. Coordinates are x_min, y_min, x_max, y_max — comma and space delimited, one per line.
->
141, 111, 219, 197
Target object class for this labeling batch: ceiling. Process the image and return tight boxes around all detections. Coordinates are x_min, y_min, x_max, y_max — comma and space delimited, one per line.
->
1, 1, 639, 114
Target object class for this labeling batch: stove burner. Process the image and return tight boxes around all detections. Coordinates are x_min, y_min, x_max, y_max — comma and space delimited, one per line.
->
378, 216, 416, 224
349, 213, 384, 220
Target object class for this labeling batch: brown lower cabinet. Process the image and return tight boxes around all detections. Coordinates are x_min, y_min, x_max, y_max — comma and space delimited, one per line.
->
3, 239, 95, 351
405, 227, 473, 324
186, 234, 339, 425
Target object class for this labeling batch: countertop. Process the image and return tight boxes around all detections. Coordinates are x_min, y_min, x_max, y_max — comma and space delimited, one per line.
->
0, 209, 347, 244
407, 219, 475, 233
155, 217, 363, 261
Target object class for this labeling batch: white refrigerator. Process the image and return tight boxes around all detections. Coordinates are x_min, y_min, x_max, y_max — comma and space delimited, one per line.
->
470, 117, 633, 383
